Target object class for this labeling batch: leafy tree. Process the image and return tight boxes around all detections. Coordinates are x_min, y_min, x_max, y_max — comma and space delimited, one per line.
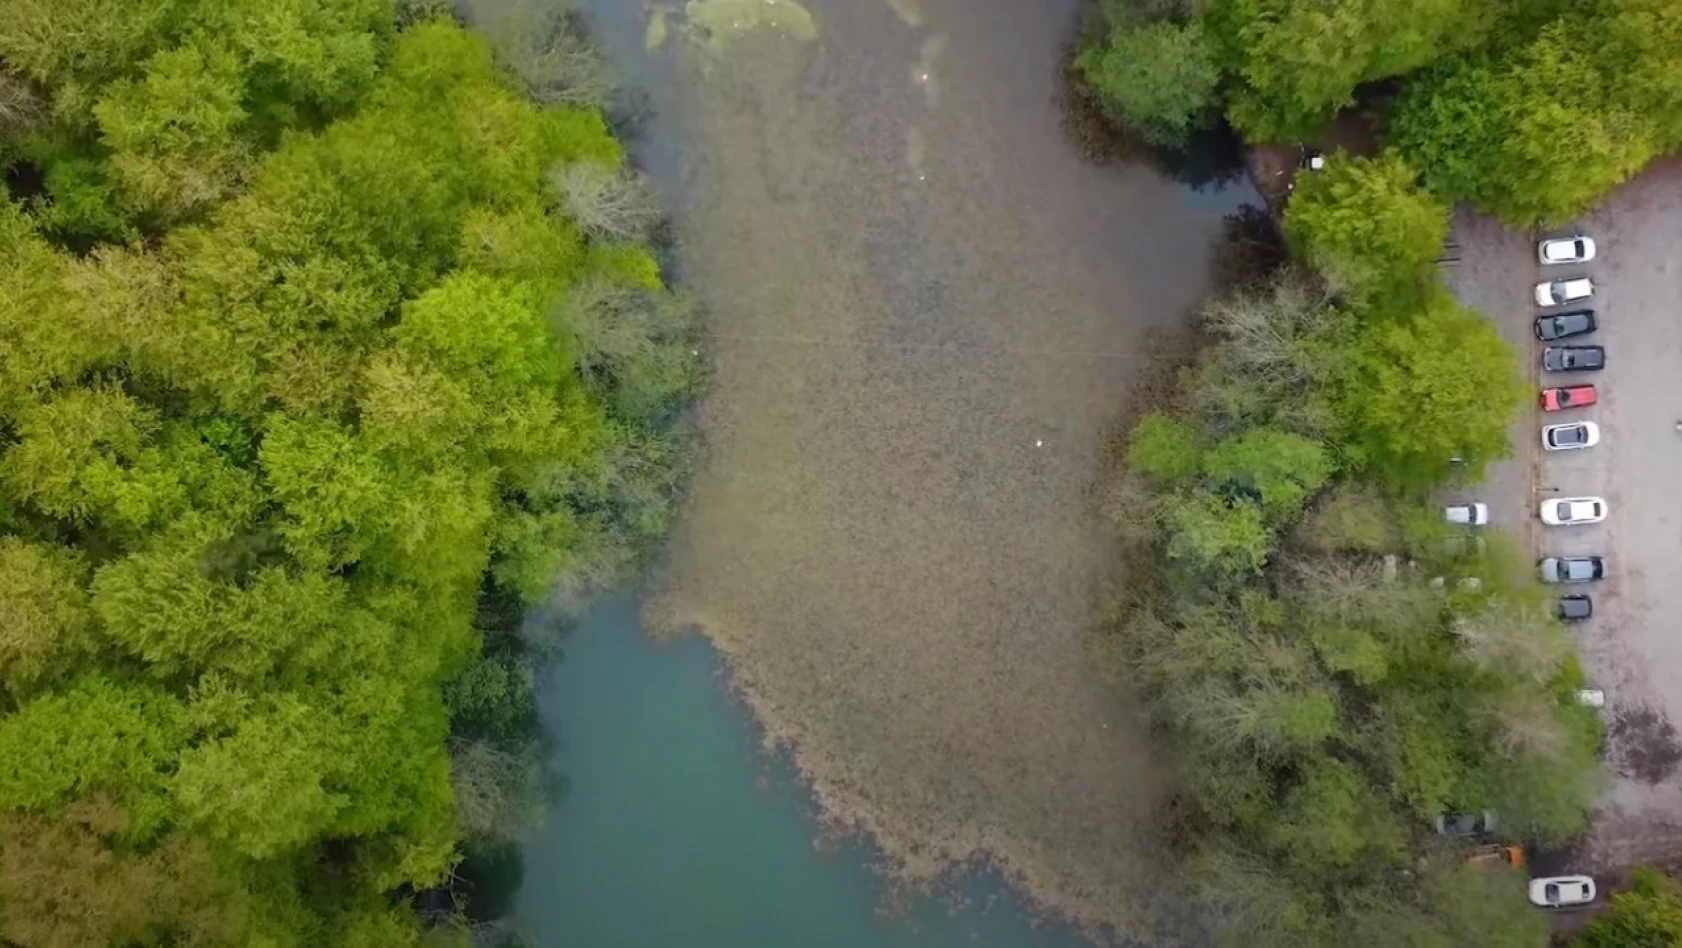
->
1284, 152, 1449, 307
1076, 20, 1221, 146
93, 37, 250, 220
0, 13, 694, 942
1266, 759, 1404, 872
1393, 18, 1660, 224
1328, 290, 1525, 488
0, 808, 249, 948
1126, 412, 1205, 483
1575, 866, 1682, 948
1293, 482, 1393, 553
1202, 427, 1333, 519
0, 539, 94, 696
0, 675, 187, 836
0, 0, 178, 89
1212, 0, 1498, 141
1165, 492, 1271, 576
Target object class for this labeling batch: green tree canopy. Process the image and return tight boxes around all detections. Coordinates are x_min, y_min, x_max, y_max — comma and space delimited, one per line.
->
1075, 20, 1221, 147
1328, 290, 1525, 488
1284, 152, 1449, 307
0, 12, 695, 945
1211, 0, 1499, 141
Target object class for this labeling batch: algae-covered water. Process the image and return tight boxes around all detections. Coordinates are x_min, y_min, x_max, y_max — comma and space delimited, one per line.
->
478, 0, 1253, 942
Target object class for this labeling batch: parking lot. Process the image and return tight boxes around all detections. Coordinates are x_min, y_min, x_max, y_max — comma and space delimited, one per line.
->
1450, 156, 1682, 872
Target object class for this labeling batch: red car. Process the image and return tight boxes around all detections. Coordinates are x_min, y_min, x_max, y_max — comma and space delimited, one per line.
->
1541, 385, 1597, 411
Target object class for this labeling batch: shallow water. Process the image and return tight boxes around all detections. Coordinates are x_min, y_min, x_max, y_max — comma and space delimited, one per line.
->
517, 599, 1093, 947
482, 0, 1253, 942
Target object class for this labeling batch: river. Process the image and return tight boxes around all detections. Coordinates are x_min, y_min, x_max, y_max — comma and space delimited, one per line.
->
473, 0, 1251, 943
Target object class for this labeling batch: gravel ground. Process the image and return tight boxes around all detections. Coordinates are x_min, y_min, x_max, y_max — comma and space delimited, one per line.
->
1451, 157, 1682, 873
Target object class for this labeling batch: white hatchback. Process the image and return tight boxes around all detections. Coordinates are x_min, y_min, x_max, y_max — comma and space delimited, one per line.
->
1535, 278, 1595, 307
1540, 496, 1607, 526
1538, 236, 1596, 265
1529, 875, 1595, 908
1543, 421, 1600, 451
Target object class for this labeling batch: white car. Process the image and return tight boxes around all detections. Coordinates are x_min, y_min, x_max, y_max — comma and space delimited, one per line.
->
1535, 278, 1595, 307
1542, 421, 1600, 451
1538, 236, 1596, 265
1443, 502, 1489, 526
1529, 875, 1596, 908
1540, 496, 1607, 526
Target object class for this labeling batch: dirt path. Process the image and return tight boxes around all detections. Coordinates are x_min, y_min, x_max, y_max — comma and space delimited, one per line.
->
626, 0, 1239, 938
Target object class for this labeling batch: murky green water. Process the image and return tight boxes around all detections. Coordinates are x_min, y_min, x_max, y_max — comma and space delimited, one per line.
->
517, 600, 1090, 947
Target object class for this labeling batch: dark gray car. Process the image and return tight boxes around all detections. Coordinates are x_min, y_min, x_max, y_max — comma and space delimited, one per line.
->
1557, 595, 1593, 621
1434, 810, 1498, 836
1534, 309, 1598, 341
1542, 346, 1606, 372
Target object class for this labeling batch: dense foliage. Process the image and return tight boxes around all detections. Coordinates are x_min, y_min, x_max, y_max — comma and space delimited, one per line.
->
1572, 866, 1682, 948
0, 5, 693, 946
1096, 203, 1596, 945
1077, 0, 1682, 223
1392, 0, 1682, 223
1282, 152, 1447, 308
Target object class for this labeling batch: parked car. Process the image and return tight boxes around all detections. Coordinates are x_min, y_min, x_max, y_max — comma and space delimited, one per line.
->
1541, 496, 1607, 526
1557, 594, 1593, 621
1534, 309, 1597, 341
1543, 421, 1600, 451
1577, 689, 1606, 708
1538, 236, 1597, 265
1530, 876, 1596, 908
1466, 844, 1526, 870
1535, 278, 1595, 307
1434, 811, 1497, 836
1543, 346, 1605, 372
1539, 555, 1605, 584
1541, 385, 1597, 411
1443, 502, 1489, 526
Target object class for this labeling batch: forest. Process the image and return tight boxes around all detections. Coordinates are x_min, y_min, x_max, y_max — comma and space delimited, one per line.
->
1093, 154, 1602, 947
1076, 0, 1682, 224
0, 1, 693, 945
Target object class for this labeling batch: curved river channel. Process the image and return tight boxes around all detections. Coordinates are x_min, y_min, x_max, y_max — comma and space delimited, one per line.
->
468, 0, 1255, 943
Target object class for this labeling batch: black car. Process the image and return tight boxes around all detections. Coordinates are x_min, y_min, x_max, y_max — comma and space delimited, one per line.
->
1557, 594, 1593, 621
1534, 309, 1598, 341
1542, 346, 1606, 372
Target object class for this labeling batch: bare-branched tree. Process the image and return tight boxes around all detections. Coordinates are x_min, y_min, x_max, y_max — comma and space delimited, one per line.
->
551, 162, 663, 244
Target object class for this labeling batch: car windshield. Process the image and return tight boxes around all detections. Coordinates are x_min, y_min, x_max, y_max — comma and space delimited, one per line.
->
1545, 884, 1560, 901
